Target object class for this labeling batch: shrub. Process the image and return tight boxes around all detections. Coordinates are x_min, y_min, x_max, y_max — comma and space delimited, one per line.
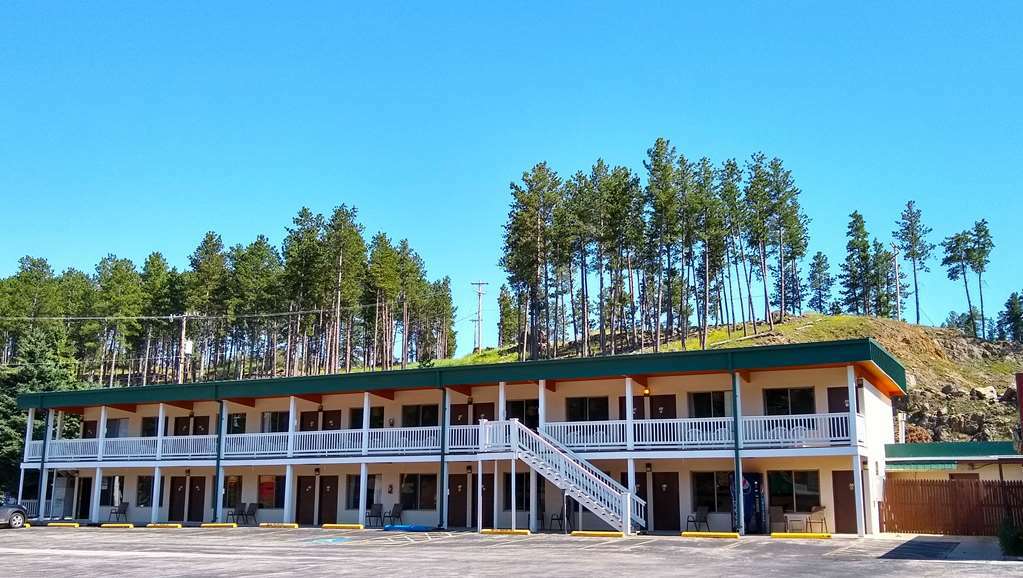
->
999, 518, 1023, 556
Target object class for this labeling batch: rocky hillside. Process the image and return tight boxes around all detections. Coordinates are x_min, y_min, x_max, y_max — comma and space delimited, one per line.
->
708, 315, 1023, 441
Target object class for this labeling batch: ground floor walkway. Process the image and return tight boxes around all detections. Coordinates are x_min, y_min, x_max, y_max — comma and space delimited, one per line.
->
0, 527, 1013, 576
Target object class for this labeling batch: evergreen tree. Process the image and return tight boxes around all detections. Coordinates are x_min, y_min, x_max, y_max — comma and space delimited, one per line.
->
967, 219, 994, 339
839, 212, 871, 314
643, 139, 679, 349
941, 231, 976, 337
807, 251, 833, 313
893, 201, 934, 324
496, 284, 518, 348
997, 292, 1023, 343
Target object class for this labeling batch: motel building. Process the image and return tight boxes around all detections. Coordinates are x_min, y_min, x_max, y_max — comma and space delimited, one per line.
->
16, 338, 905, 537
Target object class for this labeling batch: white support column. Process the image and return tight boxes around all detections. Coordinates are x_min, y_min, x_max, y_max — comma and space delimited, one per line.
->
71, 475, 80, 521
150, 466, 161, 525
155, 403, 166, 460
17, 468, 26, 504
476, 459, 483, 531
621, 491, 632, 536
55, 411, 64, 440
537, 380, 546, 430
97, 406, 108, 462
848, 364, 865, 536
528, 466, 538, 533
498, 382, 506, 421
283, 464, 295, 523
357, 462, 368, 527
510, 457, 517, 531
624, 377, 635, 450
626, 459, 636, 511
89, 467, 102, 524
441, 390, 451, 529
361, 392, 370, 456
38, 468, 49, 519
313, 470, 321, 527
215, 402, 228, 523
23, 407, 35, 463
286, 396, 297, 458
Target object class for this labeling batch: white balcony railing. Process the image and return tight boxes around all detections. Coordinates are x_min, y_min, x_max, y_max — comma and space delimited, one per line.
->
23, 413, 863, 463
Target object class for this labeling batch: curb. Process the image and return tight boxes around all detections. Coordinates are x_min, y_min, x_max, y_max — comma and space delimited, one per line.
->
770, 532, 831, 539
480, 528, 531, 536
100, 523, 134, 528
571, 530, 624, 538
46, 522, 80, 528
260, 523, 299, 529
322, 523, 364, 530
201, 523, 238, 528
146, 523, 183, 528
681, 531, 740, 539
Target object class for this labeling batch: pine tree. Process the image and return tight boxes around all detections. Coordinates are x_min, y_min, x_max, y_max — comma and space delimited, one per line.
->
941, 231, 976, 337
807, 251, 833, 313
997, 292, 1023, 343
967, 219, 994, 340
643, 138, 679, 349
839, 212, 871, 314
893, 201, 934, 325
743, 153, 774, 329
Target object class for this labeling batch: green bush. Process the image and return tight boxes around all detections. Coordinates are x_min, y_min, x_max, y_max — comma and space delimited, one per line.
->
999, 518, 1023, 556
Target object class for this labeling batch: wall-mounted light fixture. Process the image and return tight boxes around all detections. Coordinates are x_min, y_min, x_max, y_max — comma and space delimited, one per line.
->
185, 468, 191, 476
645, 463, 652, 473
643, 387, 651, 396
467, 397, 474, 405
466, 465, 473, 474
314, 468, 320, 476
388, 417, 395, 427
387, 484, 394, 494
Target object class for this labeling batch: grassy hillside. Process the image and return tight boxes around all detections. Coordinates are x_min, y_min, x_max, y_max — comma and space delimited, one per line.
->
446, 314, 1023, 441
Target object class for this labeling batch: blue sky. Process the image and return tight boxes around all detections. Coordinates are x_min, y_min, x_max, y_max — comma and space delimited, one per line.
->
2, 2, 1021, 354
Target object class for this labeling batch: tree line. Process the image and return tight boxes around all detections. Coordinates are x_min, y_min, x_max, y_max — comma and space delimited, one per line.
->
497, 137, 1017, 360
0, 205, 457, 386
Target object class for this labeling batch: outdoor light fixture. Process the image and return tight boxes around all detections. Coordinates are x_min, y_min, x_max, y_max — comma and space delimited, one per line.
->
387, 484, 393, 494
185, 469, 191, 476
645, 463, 652, 473
643, 387, 651, 396
314, 468, 320, 476
466, 465, 472, 474
467, 397, 474, 405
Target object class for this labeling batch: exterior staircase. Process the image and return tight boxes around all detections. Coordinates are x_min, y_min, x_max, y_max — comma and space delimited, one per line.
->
480, 419, 647, 533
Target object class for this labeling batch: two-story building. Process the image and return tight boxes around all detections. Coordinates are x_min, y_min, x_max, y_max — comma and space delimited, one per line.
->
16, 338, 905, 536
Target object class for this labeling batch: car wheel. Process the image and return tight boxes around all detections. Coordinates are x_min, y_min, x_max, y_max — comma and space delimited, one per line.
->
9, 512, 25, 529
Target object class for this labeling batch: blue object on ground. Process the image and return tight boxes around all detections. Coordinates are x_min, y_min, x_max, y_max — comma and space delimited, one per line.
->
383, 524, 435, 532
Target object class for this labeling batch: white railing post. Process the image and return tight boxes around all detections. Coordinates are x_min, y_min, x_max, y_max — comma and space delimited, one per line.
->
287, 396, 297, 458
478, 419, 488, 453
361, 392, 370, 456
97, 406, 108, 462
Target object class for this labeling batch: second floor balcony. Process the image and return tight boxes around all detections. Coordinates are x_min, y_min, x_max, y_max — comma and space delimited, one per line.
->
25, 412, 865, 463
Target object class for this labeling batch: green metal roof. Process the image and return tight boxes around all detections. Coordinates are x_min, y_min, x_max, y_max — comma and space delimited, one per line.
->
17, 338, 907, 410
886, 441, 1018, 459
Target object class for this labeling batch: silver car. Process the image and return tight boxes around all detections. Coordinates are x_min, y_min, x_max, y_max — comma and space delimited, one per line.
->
0, 494, 28, 529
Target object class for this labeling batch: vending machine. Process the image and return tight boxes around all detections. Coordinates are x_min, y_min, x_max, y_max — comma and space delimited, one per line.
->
730, 472, 765, 534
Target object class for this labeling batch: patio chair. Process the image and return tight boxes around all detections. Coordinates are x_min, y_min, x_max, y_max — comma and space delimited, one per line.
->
366, 503, 384, 527
768, 427, 789, 443
108, 501, 129, 522
768, 506, 787, 532
383, 503, 403, 525
806, 506, 828, 533
549, 511, 564, 531
241, 503, 257, 525
685, 506, 710, 531
227, 502, 246, 523
789, 426, 809, 447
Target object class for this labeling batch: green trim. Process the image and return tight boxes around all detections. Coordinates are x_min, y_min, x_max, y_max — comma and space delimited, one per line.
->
17, 338, 906, 410
886, 441, 1017, 459
885, 462, 958, 471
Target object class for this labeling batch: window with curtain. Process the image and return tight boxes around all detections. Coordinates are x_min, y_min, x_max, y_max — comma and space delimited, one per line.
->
261, 412, 289, 433
763, 388, 816, 415
689, 392, 727, 418
399, 474, 437, 510
258, 475, 286, 508
136, 476, 154, 507
401, 405, 439, 427
227, 414, 246, 434
100, 475, 125, 506
350, 407, 385, 428
222, 475, 243, 508
692, 471, 733, 513
345, 474, 377, 510
767, 470, 820, 513
505, 399, 539, 429
565, 397, 610, 421
502, 472, 530, 511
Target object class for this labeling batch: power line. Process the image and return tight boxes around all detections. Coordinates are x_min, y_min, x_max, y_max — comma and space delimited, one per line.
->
0, 300, 401, 323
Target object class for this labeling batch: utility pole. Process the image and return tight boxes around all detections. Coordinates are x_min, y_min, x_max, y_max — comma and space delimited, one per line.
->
892, 244, 901, 321
177, 314, 188, 384
471, 282, 488, 353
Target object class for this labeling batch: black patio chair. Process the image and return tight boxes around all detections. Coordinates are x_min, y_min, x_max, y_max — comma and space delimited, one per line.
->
243, 503, 258, 525
383, 503, 403, 525
686, 506, 710, 531
108, 501, 129, 522
227, 502, 246, 524
366, 503, 384, 527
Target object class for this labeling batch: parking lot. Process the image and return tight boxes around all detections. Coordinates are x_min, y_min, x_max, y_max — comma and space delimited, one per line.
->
0, 527, 1017, 577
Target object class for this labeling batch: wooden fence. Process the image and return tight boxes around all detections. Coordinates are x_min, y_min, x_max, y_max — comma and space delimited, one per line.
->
880, 478, 1023, 535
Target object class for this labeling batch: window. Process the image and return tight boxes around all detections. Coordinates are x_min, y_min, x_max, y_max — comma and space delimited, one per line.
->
399, 474, 437, 510
506, 400, 540, 429
402, 405, 439, 427
258, 475, 286, 508
350, 407, 385, 429
227, 414, 246, 434
692, 472, 733, 513
105, 418, 128, 438
566, 397, 609, 422
768, 470, 820, 513
949, 473, 980, 481
690, 392, 727, 418
345, 474, 377, 510
763, 388, 815, 416
261, 411, 290, 433
100, 475, 125, 506
222, 476, 243, 508
141, 417, 169, 437
503, 473, 530, 511
137, 475, 154, 507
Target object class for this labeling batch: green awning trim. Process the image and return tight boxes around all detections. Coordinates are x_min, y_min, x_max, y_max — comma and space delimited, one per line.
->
17, 337, 906, 410
886, 441, 1018, 459
886, 462, 958, 471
